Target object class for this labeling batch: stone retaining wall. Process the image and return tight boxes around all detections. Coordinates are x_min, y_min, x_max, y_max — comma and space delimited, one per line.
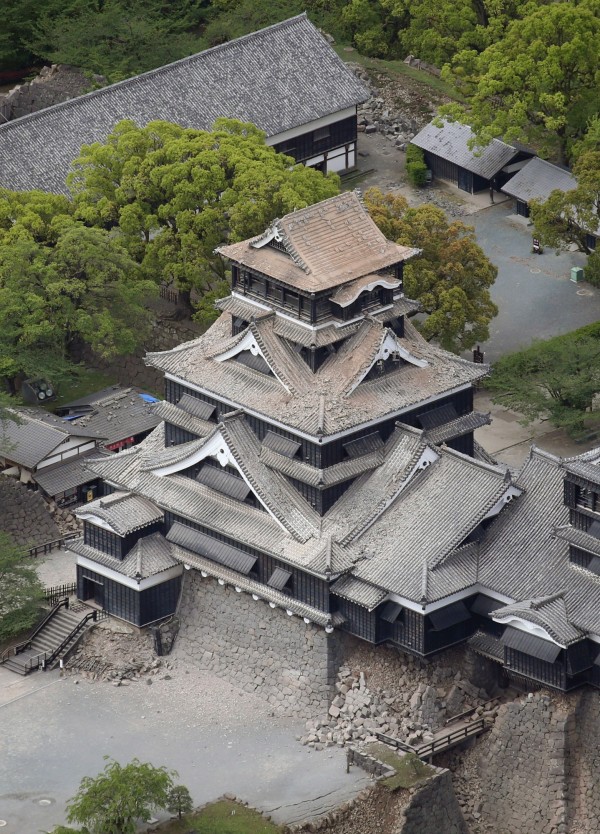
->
173, 571, 342, 718
0, 64, 102, 121
286, 768, 468, 834
0, 479, 60, 546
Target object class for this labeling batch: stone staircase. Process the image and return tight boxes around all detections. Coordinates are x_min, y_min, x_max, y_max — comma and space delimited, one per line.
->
1, 605, 95, 676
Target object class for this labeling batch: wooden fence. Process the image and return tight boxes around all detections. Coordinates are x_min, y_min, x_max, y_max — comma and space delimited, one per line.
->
44, 583, 77, 606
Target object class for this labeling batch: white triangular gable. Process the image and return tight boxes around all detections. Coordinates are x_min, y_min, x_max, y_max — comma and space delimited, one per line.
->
213, 329, 289, 391
349, 331, 428, 393
149, 429, 285, 530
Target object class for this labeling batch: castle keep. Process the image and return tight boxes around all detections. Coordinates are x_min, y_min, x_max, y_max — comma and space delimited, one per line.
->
70, 191, 600, 697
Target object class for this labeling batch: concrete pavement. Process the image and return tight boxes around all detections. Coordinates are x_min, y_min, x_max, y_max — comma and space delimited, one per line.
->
0, 667, 370, 834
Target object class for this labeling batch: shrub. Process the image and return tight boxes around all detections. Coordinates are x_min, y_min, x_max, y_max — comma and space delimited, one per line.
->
584, 250, 600, 287
405, 144, 428, 187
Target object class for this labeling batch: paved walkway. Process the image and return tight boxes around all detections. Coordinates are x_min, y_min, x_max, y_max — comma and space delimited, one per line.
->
0, 667, 369, 834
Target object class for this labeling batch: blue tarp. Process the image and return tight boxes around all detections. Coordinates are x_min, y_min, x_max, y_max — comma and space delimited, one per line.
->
139, 393, 160, 403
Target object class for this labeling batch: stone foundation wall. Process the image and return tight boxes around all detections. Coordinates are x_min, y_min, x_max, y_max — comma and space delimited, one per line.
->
0, 64, 102, 121
173, 571, 341, 717
287, 769, 468, 834
78, 308, 204, 394
475, 693, 569, 834
0, 479, 60, 546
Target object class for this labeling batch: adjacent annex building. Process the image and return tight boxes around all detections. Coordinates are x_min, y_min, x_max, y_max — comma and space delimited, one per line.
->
411, 120, 533, 195
0, 15, 368, 195
70, 191, 600, 696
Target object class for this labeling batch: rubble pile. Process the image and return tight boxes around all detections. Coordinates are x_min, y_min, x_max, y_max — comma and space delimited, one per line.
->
350, 62, 446, 151
300, 662, 497, 751
47, 500, 81, 536
65, 622, 170, 684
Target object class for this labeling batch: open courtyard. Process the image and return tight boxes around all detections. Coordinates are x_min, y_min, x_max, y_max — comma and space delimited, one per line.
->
0, 663, 370, 834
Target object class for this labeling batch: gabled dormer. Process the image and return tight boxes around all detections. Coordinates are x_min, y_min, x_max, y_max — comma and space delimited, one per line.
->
76, 492, 164, 559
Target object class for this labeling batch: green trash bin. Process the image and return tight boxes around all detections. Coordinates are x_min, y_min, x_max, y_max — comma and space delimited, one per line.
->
570, 267, 584, 283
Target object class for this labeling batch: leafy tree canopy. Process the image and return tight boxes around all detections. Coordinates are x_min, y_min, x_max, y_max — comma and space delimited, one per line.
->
441, 1, 600, 162
0, 190, 155, 391
22, 0, 209, 82
0, 531, 44, 642
365, 187, 497, 352
68, 118, 340, 316
530, 151, 600, 258
486, 322, 600, 437
62, 758, 178, 834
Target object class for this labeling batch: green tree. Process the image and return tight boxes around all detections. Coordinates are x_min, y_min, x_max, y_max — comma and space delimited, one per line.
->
365, 188, 498, 352
486, 323, 600, 437
530, 151, 600, 258
68, 118, 340, 316
167, 785, 194, 820
0, 190, 155, 392
63, 758, 177, 834
442, 1, 600, 162
26, 0, 207, 82
0, 531, 44, 642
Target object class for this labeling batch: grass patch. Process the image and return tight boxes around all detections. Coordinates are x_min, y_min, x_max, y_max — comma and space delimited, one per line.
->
48, 368, 118, 411
365, 744, 435, 791
334, 45, 465, 102
157, 800, 283, 834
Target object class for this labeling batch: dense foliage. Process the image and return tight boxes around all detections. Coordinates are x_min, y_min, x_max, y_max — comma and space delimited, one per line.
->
486, 322, 600, 437
68, 117, 340, 317
365, 188, 498, 352
0, 189, 155, 392
0, 530, 44, 642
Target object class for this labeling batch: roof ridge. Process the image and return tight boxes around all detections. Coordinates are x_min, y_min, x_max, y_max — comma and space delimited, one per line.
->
0, 14, 312, 136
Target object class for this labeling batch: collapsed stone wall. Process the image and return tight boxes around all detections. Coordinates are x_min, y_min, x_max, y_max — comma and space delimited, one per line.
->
287, 768, 467, 834
78, 307, 204, 394
173, 571, 342, 718
0, 64, 103, 121
436, 688, 600, 834
0, 478, 60, 546
300, 649, 498, 751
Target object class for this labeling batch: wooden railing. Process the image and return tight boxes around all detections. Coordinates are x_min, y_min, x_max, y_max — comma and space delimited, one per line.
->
374, 717, 489, 760
0, 598, 70, 663
25, 533, 79, 559
415, 718, 487, 758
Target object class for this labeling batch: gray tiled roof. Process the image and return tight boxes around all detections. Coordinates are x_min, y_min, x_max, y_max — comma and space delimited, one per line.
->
0, 409, 100, 469
555, 526, 600, 559
502, 157, 576, 204
0, 15, 368, 195
491, 594, 584, 647
169, 544, 330, 625
411, 120, 517, 180
33, 450, 108, 496
330, 574, 387, 610
146, 313, 486, 437
562, 449, 600, 486
351, 448, 511, 601
425, 411, 491, 446
259, 444, 385, 487
153, 400, 215, 437
69, 532, 179, 579
477, 447, 600, 638
57, 387, 161, 446
217, 192, 420, 294
468, 630, 504, 662
75, 490, 163, 534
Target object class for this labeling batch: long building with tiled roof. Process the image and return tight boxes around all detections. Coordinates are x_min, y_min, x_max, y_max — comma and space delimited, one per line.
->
66, 191, 600, 696
0, 15, 368, 195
